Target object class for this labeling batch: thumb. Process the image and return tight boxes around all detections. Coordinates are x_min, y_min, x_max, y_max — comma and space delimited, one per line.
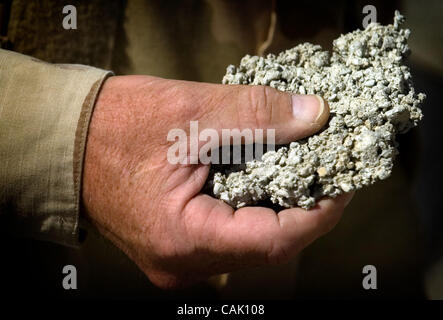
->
199, 84, 330, 144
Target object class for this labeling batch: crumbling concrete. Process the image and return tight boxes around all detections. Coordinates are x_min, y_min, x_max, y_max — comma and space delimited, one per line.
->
212, 11, 425, 209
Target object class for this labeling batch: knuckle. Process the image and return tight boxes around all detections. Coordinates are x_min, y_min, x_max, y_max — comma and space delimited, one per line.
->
245, 85, 276, 128
162, 84, 202, 122
175, 90, 201, 120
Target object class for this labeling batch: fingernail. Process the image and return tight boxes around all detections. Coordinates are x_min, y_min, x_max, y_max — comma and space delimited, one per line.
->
292, 94, 327, 123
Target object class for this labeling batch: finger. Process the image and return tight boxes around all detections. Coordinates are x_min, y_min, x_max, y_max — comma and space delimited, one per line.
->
220, 193, 352, 266
183, 194, 279, 265
194, 83, 330, 144
183, 192, 353, 271
269, 192, 355, 263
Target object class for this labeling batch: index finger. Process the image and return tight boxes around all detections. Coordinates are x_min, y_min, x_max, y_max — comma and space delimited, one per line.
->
184, 192, 353, 269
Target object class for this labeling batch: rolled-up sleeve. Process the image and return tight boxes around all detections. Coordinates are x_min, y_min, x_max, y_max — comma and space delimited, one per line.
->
0, 49, 112, 247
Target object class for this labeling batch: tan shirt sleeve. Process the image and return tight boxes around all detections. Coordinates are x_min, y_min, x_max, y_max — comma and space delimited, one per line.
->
0, 49, 112, 247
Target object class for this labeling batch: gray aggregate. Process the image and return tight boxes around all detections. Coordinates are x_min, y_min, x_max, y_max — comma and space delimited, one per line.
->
212, 12, 425, 209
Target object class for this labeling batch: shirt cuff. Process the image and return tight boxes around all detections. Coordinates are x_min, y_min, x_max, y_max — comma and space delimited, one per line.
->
0, 49, 113, 247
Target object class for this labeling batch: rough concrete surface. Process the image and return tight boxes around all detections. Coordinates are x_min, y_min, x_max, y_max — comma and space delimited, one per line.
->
212, 11, 425, 209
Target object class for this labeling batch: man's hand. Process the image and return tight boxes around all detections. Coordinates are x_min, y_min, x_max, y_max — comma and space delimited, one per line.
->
82, 75, 353, 289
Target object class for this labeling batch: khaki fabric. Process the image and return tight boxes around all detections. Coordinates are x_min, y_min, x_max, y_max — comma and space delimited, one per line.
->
0, 48, 111, 247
